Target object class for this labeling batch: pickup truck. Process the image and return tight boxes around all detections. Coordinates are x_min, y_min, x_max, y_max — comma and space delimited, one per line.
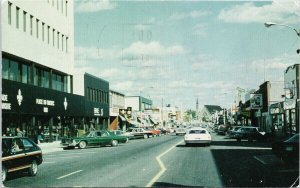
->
128, 128, 154, 139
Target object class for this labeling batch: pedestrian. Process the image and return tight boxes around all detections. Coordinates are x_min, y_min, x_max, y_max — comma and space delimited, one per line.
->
16, 127, 24, 137
37, 126, 44, 144
4, 127, 12, 136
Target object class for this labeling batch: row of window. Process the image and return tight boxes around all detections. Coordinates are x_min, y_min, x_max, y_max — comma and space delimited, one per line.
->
47, 0, 68, 16
87, 87, 109, 104
8, 2, 69, 53
2, 57, 68, 93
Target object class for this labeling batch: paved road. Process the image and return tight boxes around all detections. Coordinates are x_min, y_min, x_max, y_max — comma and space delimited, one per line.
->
3, 133, 299, 187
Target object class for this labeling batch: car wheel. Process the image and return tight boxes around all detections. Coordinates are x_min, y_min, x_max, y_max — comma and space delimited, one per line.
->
2, 166, 7, 182
78, 141, 87, 149
144, 134, 148, 139
111, 140, 118, 147
28, 160, 38, 176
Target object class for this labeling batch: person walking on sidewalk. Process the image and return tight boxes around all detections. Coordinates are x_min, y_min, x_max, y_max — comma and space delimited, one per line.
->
37, 126, 44, 144
16, 127, 24, 137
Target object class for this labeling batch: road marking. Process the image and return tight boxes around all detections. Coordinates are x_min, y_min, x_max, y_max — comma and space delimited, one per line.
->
57, 170, 83, 180
145, 140, 183, 187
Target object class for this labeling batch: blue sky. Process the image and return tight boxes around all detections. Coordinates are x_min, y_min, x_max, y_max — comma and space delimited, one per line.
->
74, 0, 300, 110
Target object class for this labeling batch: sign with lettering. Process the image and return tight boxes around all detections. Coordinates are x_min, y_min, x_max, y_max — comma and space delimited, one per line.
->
2, 94, 11, 110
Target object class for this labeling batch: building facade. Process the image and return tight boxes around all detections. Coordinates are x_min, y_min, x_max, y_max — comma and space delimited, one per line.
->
1, 0, 76, 142
109, 90, 125, 130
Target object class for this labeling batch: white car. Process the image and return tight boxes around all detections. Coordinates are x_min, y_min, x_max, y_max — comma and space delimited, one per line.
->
184, 128, 212, 146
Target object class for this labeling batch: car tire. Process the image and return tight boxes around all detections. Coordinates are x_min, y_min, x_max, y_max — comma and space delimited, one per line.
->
2, 165, 7, 182
144, 134, 148, 139
28, 160, 38, 176
78, 141, 87, 149
111, 140, 118, 147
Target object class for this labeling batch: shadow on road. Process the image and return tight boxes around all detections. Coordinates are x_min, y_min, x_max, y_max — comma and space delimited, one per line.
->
176, 144, 208, 148
211, 140, 272, 148
210, 148, 299, 187
153, 182, 201, 187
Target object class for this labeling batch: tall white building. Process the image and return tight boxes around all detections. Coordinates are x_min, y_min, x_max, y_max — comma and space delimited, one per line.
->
1, 0, 76, 141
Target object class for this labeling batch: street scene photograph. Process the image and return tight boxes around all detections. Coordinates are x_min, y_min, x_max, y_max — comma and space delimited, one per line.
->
1, 0, 299, 187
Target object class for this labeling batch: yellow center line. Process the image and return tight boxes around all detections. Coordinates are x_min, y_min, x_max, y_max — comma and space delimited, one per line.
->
145, 140, 183, 187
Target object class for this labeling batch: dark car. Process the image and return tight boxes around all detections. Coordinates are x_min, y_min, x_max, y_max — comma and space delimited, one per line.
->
60, 130, 129, 149
229, 126, 266, 141
272, 134, 299, 164
227, 126, 241, 137
217, 124, 229, 135
2, 137, 43, 182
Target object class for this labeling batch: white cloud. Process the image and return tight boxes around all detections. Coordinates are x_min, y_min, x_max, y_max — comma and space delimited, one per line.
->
169, 10, 211, 20
122, 41, 185, 57
192, 23, 207, 37
75, 0, 117, 13
191, 54, 220, 70
218, 1, 299, 24
75, 46, 118, 63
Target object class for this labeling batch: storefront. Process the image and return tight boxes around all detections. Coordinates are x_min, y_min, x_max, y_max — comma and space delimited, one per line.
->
269, 102, 285, 136
284, 99, 299, 135
2, 79, 109, 142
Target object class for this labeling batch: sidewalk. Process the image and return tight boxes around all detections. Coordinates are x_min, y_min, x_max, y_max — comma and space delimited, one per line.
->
38, 141, 63, 154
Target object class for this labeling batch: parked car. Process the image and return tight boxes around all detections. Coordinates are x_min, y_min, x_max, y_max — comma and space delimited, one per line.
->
272, 134, 299, 163
145, 127, 161, 136
229, 126, 266, 141
2, 136, 43, 182
175, 128, 187, 135
128, 128, 154, 139
60, 130, 129, 149
109, 130, 134, 140
184, 128, 212, 146
226, 126, 242, 137
216, 124, 229, 135
158, 128, 167, 135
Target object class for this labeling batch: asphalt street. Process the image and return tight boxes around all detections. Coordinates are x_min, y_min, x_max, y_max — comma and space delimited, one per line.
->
3, 133, 299, 187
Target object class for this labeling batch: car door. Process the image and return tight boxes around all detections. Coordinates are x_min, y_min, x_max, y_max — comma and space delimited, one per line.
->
100, 131, 113, 145
21, 138, 42, 165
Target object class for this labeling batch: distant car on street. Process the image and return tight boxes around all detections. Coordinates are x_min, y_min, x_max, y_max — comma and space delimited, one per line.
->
2, 137, 43, 182
184, 128, 212, 146
272, 134, 299, 164
226, 126, 242, 137
109, 130, 134, 140
228, 126, 266, 141
60, 130, 129, 149
128, 128, 154, 139
175, 128, 187, 135
216, 124, 229, 135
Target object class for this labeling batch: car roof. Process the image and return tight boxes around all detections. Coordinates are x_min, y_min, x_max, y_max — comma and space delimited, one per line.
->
188, 127, 206, 130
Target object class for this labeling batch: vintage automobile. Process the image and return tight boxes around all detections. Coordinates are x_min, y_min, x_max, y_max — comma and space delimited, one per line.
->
175, 128, 187, 135
229, 126, 266, 141
144, 127, 161, 136
272, 134, 299, 164
109, 130, 134, 140
127, 128, 154, 139
184, 128, 212, 146
60, 130, 129, 149
2, 137, 43, 182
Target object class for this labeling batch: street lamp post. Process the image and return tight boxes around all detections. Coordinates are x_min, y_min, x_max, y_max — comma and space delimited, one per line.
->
264, 22, 300, 53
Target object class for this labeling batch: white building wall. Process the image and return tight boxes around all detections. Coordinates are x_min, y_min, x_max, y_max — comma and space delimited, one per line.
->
73, 74, 85, 96
110, 91, 125, 116
269, 82, 284, 104
2, 0, 74, 75
125, 97, 139, 111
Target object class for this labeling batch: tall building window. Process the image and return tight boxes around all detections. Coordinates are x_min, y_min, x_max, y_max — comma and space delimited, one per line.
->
61, 0, 64, 14
63, 76, 68, 92
33, 67, 39, 86
65, 0, 68, 16
30, 15, 33, 35
41, 70, 50, 88
57, 0, 59, 10
23, 11, 27, 32
42, 23, 45, 41
62, 35, 64, 51
8, 2, 12, 25
57, 31, 60, 49
47, 26, 50, 44
52, 29, 55, 46
36, 19, 39, 38
66, 37, 68, 52
16, 7, 20, 29
21, 64, 31, 84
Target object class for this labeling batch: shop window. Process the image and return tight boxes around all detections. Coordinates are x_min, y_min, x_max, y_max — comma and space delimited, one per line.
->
41, 70, 50, 88
33, 67, 39, 86
21, 64, 29, 84
2, 58, 9, 79
9, 60, 19, 82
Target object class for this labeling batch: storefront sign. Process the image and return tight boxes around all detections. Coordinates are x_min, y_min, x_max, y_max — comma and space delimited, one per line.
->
284, 99, 296, 110
270, 103, 283, 114
36, 98, 55, 106
250, 94, 262, 109
2, 94, 11, 110
94, 108, 104, 116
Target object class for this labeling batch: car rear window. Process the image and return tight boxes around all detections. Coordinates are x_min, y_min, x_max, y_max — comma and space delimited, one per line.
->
189, 130, 206, 134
